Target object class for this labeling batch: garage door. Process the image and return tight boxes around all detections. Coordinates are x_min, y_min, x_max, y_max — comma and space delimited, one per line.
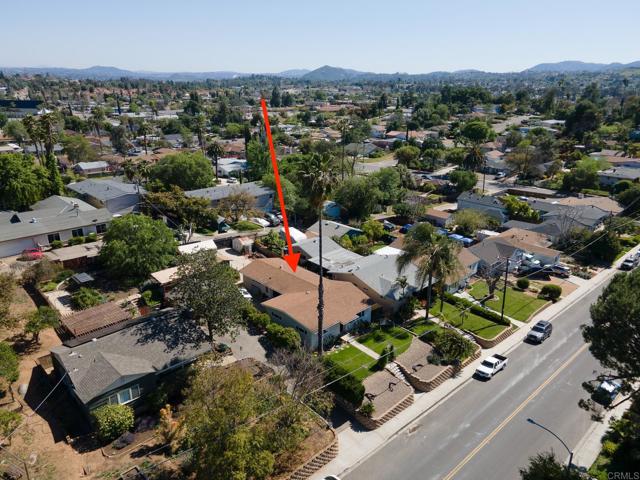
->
0, 238, 38, 258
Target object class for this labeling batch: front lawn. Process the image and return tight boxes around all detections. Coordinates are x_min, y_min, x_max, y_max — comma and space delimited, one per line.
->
357, 326, 413, 356
326, 345, 376, 381
233, 221, 262, 231
430, 302, 508, 340
407, 318, 446, 338
469, 281, 548, 323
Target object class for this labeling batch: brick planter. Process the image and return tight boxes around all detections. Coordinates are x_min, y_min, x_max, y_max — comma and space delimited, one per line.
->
467, 325, 516, 349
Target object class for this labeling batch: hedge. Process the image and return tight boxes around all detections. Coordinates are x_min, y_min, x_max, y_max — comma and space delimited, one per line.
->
516, 278, 530, 290
265, 323, 300, 350
323, 359, 365, 407
443, 292, 510, 326
92, 404, 134, 442
540, 284, 562, 301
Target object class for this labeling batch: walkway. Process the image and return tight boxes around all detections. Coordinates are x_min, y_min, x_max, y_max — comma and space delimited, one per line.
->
346, 337, 380, 360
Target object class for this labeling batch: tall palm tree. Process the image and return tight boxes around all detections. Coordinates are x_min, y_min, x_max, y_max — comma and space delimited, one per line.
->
397, 223, 461, 321
137, 119, 150, 155
90, 107, 106, 154
300, 153, 337, 355
206, 141, 225, 183
22, 115, 44, 164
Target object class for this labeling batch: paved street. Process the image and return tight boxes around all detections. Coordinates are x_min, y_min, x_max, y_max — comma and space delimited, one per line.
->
345, 281, 604, 480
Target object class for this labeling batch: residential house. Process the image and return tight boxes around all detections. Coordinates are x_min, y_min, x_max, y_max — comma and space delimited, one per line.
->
423, 208, 453, 228
483, 150, 507, 174
306, 220, 363, 240
216, 158, 247, 178
74, 161, 111, 176
185, 182, 274, 212
294, 236, 362, 273
0, 99, 42, 118
67, 179, 144, 214
444, 249, 481, 293
344, 142, 379, 157
50, 309, 211, 416
525, 199, 612, 232
597, 168, 640, 187
457, 192, 508, 223
328, 254, 423, 313
0, 196, 112, 258
469, 227, 561, 273
240, 258, 372, 350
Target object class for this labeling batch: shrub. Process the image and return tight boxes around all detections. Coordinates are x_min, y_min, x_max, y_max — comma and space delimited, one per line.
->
375, 343, 395, 370
92, 404, 134, 442
266, 323, 300, 350
71, 287, 104, 310
433, 330, 475, 364
249, 311, 271, 330
40, 281, 58, 292
21, 258, 61, 285
0, 409, 21, 437
68, 236, 85, 246
85, 232, 98, 243
516, 278, 530, 290
50, 240, 63, 249
358, 401, 375, 418
601, 439, 618, 458
540, 284, 562, 301
54, 269, 74, 283
0, 342, 19, 385
141, 289, 159, 307
324, 360, 365, 406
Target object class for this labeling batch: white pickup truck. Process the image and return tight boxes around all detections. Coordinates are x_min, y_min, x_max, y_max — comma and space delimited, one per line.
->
475, 354, 508, 380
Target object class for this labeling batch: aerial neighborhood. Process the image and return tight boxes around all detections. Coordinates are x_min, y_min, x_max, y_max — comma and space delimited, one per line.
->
0, 7, 640, 480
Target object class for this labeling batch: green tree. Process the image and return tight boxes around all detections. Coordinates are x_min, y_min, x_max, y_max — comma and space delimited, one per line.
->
149, 152, 214, 191
246, 139, 270, 180
206, 141, 225, 183
0, 153, 49, 210
583, 269, 640, 410
25, 306, 60, 343
370, 167, 405, 205
61, 134, 97, 164
172, 250, 245, 342
0, 273, 15, 330
361, 219, 385, 242
4, 120, 28, 145
394, 145, 420, 167
565, 100, 602, 139
46, 153, 64, 196
453, 209, 497, 236
519, 452, 581, 480
92, 404, 135, 442
397, 223, 461, 320
617, 186, 640, 214
449, 169, 477, 194
433, 330, 475, 364
0, 342, 19, 385
110, 125, 130, 156
561, 157, 603, 192
502, 195, 540, 223
334, 176, 381, 221
99, 214, 177, 282
71, 287, 104, 310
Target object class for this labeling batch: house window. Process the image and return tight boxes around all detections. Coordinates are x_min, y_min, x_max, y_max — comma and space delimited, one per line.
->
47, 233, 60, 244
107, 384, 142, 405
96, 224, 107, 234
71, 228, 83, 237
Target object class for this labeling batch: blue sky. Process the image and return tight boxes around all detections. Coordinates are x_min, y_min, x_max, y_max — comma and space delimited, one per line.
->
2, 0, 639, 73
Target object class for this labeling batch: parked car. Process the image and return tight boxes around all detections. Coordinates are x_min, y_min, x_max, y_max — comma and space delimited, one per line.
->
400, 223, 413, 234
475, 354, 508, 380
264, 212, 281, 227
620, 254, 638, 271
250, 217, 270, 228
239, 287, 252, 300
593, 380, 622, 406
21, 247, 43, 260
526, 320, 553, 343
382, 220, 395, 231
542, 263, 571, 278
324, 477, 342, 480
227, 177, 239, 184
495, 171, 507, 179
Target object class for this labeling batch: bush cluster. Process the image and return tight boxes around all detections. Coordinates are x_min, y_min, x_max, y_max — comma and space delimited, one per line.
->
265, 323, 300, 350
92, 404, 134, 442
540, 284, 562, 301
516, 278, 530, 290
323, 359, 365, 407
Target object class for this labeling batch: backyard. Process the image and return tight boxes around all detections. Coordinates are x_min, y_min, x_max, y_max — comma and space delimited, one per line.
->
430, 302, 508, 340
469, 281, 549, 323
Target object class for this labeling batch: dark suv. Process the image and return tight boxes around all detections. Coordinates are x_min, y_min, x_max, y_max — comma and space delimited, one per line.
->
526, 320, 552, 343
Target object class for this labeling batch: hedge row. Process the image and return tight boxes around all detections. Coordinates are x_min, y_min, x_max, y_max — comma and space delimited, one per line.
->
323, 357, 365, 407
443, 292, 511, 326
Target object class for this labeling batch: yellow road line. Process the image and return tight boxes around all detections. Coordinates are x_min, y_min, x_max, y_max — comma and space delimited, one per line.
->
441, 343, 589, 480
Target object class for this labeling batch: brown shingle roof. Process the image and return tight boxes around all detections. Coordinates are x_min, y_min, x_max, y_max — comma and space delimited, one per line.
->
240, 258, 319, 294
61, 301, 132, 338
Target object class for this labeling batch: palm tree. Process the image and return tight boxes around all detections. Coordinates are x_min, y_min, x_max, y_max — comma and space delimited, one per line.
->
22, 115, 44, 164
397, 223, 461, 321
300, 153, 337, 355
90, 107, 106, 154
206, 141, 225, 183
137, 120, 150, 155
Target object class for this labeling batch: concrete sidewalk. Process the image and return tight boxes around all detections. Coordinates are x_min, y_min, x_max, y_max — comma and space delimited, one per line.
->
311, 246, 640, 480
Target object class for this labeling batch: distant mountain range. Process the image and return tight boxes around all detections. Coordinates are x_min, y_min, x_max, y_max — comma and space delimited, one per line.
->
1, 60, 638, 82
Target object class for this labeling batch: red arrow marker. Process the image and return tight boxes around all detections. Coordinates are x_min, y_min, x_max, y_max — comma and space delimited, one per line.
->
260, 98, 300, 272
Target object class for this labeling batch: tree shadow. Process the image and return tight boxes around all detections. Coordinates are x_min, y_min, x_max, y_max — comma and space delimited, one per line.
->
129, 311, 209, 355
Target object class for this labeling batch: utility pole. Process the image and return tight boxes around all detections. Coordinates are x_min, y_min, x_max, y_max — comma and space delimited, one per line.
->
500, 257, 510, 324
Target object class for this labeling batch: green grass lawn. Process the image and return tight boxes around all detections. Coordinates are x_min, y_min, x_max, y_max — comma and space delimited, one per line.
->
326, 344, 377, 381
469, 281, 548, 323
430, 302, 508, 340
233, 221, 262, 231
407, 318, 446, 338
357, 326, 413, 356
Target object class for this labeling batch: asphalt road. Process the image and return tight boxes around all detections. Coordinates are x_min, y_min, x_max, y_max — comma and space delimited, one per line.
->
346, 282, 604, 480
